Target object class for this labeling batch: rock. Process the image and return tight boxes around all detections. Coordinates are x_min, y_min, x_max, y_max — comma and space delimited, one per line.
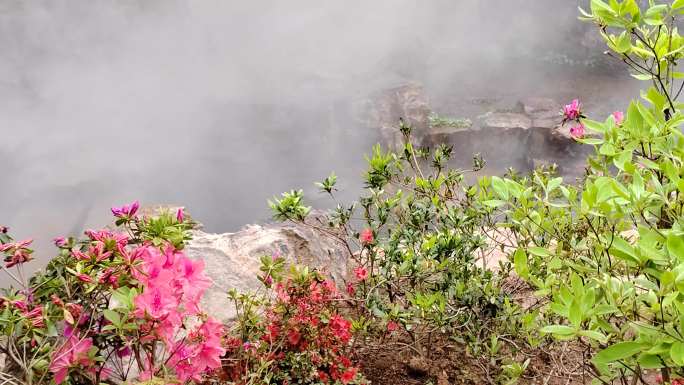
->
407, 356, 430, 376
437, 370, 450, 385
479, 112, 531, 131
518, 97, 562, 133
518, 97, 560, 120
550, 122, 575, 142
185, 219, 350, 322
422, 124, 471, 149
360, 82, 431, 149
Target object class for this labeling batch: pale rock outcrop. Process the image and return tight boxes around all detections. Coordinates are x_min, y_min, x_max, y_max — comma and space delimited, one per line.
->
185, 220, 350, 322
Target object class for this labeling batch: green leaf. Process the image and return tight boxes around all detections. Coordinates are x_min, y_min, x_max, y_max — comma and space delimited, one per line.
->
514, 248, 529, 279
644, 4, 667, 25
667, 234, 684, 262
540, 325, 576, 336
579, 330, 608, 343
528, 246, 551, 257
482, 200, 506, 208
591, 0, 616, 14
632, 73, 653, 81
582, 118, 606, 133
491, 177, 509, 199
103, 309, 121, 326
569, 299, 583, 327
674, 0, 684, 10
638, 353, 665, 369
592, 342, 646, 364
670, 341, 684, 366
578, 138, 605, 145
615, 31, 631, 53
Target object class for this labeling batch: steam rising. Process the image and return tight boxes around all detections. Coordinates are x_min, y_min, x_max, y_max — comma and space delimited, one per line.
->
0, 0, 636, 274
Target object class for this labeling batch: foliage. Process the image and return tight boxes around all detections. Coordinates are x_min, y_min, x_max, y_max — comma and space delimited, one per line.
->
480, 1, 684, 383
269, 121, 528, 365
428, 112, 473, 130
0, 205, 225, 385
221, 258, 366, 385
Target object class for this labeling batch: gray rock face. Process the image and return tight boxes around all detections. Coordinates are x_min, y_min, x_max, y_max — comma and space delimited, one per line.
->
359, 82, 431, 149
479, 112, 532, 131
185, 221, 350, 322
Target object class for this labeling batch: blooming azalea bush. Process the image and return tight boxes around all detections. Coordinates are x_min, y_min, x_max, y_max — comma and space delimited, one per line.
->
220, 258, 366, 385
479, 1, 684, 384
268, 131, 525, 363
0, 204, 225, 385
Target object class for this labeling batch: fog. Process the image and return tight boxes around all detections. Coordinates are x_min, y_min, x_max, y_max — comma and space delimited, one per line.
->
0, 0, 637, 275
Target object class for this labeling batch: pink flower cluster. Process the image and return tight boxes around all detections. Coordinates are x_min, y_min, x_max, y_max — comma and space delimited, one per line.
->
563, 99, 582, 121
49, 326, 96, 384
562, 99, 585, 139
0, 239, 34, 268
359, 228, 374, 246
111, 200, 140, 218
612, 110, 624, 125
132, 245, 225, 382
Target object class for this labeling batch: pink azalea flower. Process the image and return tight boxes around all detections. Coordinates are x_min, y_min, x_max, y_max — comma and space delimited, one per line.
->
23, 306, 44, 328
570, 123, 585, 138
387, 320, 399, 332
167, 317, 225, 382
133, 286, 178, 320
353, 266, 368, 281
110, 200, 140, 218
84, 230, 128, 250
49, 330, 94, 384
1, 239, 34, 268
11, 300, 28, 312
76, 273, 93, 283
563, 99, 581, 121
359, 228, 374, 246
176, 207, 184, 223
0, 226, 7, 234
612, 111, 624, 125
53, 237, 67, 247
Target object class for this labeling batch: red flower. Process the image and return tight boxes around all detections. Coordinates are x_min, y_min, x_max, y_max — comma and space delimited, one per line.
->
266, 323, 280, 342
287, 328, 301, 346
330, 314, 352, 342
318, 370, 330, 383
387, 321, 399, 332
51, 295, 64, 307
341, 367, 358, 384
359, 228, 374, 246
353, 266, 368, 281
346, 282, 356, 296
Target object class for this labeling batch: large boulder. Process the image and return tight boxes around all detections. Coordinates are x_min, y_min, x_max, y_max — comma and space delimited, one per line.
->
185, 220, 350, 322
359, 82, 431, 149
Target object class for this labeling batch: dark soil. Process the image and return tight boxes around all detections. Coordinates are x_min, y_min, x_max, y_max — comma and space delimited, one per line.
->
358, 336, 588, 385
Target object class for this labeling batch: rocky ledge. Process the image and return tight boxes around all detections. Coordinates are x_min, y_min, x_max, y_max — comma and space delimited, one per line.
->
185, 218, 350, 322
